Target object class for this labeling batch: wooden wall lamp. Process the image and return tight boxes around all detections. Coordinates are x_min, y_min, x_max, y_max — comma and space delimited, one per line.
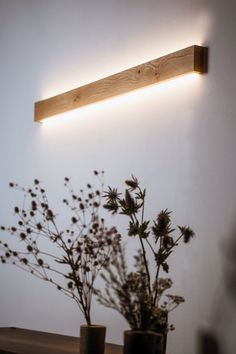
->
34, 45, 208, 122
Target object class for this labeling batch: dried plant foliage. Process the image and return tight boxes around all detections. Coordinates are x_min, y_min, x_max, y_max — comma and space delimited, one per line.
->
96, 175, 195, 331
0, 172, 121, 325
0, 173, 195, 332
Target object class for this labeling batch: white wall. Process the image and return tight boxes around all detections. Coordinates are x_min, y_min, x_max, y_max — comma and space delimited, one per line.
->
1, 0, 236, 353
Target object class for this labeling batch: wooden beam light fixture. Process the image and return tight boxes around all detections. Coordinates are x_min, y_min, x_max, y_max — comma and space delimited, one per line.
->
34, 45, 207, 122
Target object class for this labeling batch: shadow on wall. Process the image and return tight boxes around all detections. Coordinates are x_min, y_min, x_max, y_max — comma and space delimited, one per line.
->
197, 224, 236, 354
197, 330, 221, 354
224, 226, 236, 304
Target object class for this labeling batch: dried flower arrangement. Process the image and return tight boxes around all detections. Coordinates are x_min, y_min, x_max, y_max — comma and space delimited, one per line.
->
0, 172, 194, 341
95, 175, 195, 332
0, 171, 121, 326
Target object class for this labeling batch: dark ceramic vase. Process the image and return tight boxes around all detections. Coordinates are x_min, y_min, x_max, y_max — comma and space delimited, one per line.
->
123, 330, 163, 354
80, 324, 106, 354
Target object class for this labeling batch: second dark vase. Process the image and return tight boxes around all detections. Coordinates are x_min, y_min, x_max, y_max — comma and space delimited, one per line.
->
123, 330, 163, 354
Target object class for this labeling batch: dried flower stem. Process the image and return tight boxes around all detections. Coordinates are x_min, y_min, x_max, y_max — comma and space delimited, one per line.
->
0, 172, 121, 326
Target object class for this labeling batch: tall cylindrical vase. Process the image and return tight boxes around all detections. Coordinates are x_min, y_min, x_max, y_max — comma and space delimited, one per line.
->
123, 330, 163, 354
80, 324, 106, 354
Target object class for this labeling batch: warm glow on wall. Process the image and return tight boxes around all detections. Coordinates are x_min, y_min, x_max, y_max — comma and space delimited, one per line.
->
34, 45, 208, 123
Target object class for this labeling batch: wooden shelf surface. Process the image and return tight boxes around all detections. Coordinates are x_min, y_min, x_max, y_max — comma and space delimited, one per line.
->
0, 327, 122, 354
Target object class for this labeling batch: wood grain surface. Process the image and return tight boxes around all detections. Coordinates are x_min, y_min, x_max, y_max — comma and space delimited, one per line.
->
0, 327, 122, 354
34, 45, 207, 122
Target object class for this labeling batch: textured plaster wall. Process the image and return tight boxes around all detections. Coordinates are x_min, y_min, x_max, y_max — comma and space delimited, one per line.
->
1, 0, 236, 353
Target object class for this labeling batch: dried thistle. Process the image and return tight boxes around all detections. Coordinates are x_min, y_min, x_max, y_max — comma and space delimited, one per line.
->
99, 175, 195, 331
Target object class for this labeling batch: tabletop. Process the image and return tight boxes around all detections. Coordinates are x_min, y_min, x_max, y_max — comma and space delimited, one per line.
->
0, 327, 122, 354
